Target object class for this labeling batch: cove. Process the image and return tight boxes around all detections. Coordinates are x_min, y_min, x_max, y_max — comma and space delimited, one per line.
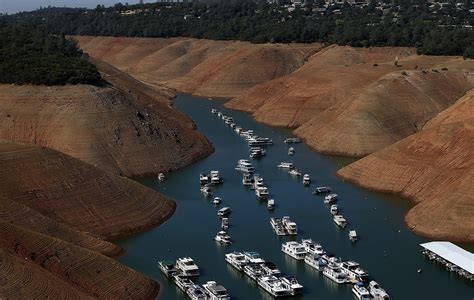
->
118, 94, 474, 299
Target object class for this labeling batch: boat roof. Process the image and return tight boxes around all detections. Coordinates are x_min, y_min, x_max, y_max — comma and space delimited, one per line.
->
420, 241, 474, 274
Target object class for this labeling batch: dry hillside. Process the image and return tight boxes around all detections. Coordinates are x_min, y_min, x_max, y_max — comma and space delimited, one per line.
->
75, 36, 323, 98
0, 76, 212, 177
0, 141, 175, 297
338, 90, 474, 242
227, 45, 474, 156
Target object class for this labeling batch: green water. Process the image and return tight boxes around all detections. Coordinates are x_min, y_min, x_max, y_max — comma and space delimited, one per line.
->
118, 94, 473, 299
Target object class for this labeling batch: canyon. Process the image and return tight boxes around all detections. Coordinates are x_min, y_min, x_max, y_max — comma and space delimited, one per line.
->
75, 36, 474, 242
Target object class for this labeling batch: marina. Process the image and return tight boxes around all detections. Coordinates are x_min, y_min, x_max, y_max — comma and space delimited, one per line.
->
118, 94, 474, 300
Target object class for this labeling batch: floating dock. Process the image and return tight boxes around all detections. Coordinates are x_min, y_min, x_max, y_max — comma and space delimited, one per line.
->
420, 241, 473, 280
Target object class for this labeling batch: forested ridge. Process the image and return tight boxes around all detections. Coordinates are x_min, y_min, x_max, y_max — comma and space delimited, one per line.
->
3, 0, 474, 57
0, 23, 101, 85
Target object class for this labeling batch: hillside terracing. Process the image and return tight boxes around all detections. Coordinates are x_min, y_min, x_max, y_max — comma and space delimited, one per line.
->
227, 46, 474, 156
75, 36, 323, 98
0, 141, 174, 298
0, 79, 212, 177
337, 90, 474, 242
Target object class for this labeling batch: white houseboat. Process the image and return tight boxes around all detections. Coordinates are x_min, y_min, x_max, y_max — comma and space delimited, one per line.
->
225, 252, 249, 271
176, 257, 200, 277
203, 281, 231, 300
281, 241, 308, 260
282, 216, 298, 235
333, 215, 347, 228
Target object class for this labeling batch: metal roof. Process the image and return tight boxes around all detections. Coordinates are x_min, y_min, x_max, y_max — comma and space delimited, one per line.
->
420, 241, 474, 274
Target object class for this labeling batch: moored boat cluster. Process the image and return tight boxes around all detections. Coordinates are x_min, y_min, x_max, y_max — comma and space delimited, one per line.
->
159, 257, 231, 300
225, 251, 303, 298
281, 238, 390, 300
159, 108, 389, 299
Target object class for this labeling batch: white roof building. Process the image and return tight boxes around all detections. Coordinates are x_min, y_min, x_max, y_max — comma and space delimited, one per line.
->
420, 241, 474, 275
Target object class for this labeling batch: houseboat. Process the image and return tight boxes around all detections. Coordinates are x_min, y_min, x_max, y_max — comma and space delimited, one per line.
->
303, 174, 311, 186
217, 207, 231, 217
301, 238, 325, 256
258, 275, 292, 298
267, 199, 275, 210
312, 186, 332, 194
368, 281, 390, 300
284, 137, 302, 144
333, 215, 347, 228
349, 230, 358, 242
203, 281, 231, 300
352, 282, 371, 300
341, 261, 369, 282
255, 186, 269, 200
324, 193, 338, 204
186, 284, 208, 300
214, 231, 231, 245
270, 218, 287, 236
158, 260, 177, 278
280, 276, 304, 295
277, 162, 294, 169
323, 264, 347, 284
176, 257, 200, 277
305, 253, 327, 271
282, 216, 298, 235
173, 274, 194, 292
281, 241, 308, 260
225, 251, 249, 271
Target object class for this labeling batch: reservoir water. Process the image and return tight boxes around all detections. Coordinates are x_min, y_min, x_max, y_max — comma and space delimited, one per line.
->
118, 94, 474, 299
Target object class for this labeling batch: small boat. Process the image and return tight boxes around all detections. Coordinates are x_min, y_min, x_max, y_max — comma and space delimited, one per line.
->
277, 162, 294, 169
282, 216, 298, 235
199, 173, 209, 185
312, 186, 332, 194
304, 253, 327, 271
341, 261, 369, 282
352, 282, 371, 300
270, 217, 287, 236
211, 108, 218, 114
243, 251, 265, 264
176, 257, 200, 277
323, 264, 347, 284
280, 276, 304, 295
255, 186, 269, 200
217, 207, 231, 217
203, 281, 231, 300
288, 147, 295, 155
242, 173, 253, 186
243, 263, 266, 281
217, 111, 223, 117
267, 199, 275, 210
258, 275, 292, 297
158, 173, 166, 182
284, 137, 302, 144
368, 281, 390, 300
288, 169, 301, 176
213, 197, 222, 205
324, 193, 338, 204
330, 204, 338, 215
200, 185, 212, 197
158, 260, 177, 278
260, 261, 281, 275
281, 241, 307, 260
302, 174, 311, 186
333, 215, 347, 228
186, 284, 208, 300
173, 274, 194, 292
349, 230, 358, 242
235, 126, 243, 133
214, 231, 231, 245
221, 217, 229, 230
230, 123, 236, 129
301, 238, 325, 256
225, 251, 249, 271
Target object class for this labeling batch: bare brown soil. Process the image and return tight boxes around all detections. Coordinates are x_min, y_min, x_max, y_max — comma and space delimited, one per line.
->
75, 36, 323, 98
338, 90, 474, 242
0, 80, 212, 177
226, 46, 474, 156
0, 141, 175, 298
0, 220, 160, 299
